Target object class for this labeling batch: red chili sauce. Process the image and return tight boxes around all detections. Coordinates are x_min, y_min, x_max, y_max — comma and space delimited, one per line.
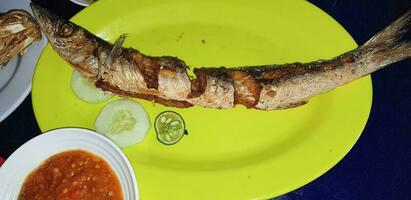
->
18, 150, 123, 200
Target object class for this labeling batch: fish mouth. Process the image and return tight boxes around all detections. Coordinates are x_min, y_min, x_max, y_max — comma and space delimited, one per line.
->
30, 3, 60, 37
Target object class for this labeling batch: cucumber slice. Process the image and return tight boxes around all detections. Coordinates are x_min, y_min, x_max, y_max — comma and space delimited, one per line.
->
71, 70, 112, 103
95, 99, 150, 147
155, 111, 187, 145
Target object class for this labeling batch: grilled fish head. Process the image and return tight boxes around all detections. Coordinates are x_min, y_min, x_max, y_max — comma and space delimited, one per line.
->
30, 4, 80, 53
30, 3, 100, 77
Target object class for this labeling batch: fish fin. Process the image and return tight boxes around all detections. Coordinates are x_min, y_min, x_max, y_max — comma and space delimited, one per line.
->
106, 34, 127, 66
358, 9, 411, 67
278, 101, 307, 109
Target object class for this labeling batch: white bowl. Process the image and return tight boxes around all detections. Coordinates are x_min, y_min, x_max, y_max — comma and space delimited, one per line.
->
70, 0, 92, 7
0, 128, 139, 200
0, 0, 47, 123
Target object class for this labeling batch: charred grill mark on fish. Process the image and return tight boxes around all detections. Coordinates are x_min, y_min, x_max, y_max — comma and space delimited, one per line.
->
95, 79, 193, 108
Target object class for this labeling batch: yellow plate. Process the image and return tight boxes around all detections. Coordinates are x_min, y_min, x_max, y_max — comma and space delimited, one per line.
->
32, 0, 372, 199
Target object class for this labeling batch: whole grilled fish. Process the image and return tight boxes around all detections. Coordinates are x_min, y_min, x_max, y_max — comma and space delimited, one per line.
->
31, 4, 411, 110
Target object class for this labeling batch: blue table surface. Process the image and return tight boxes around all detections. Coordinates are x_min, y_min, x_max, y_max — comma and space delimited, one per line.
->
1, 0, 410, 199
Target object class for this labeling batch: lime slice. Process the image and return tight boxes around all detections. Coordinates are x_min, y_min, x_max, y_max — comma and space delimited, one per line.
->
155, 111, 187, 145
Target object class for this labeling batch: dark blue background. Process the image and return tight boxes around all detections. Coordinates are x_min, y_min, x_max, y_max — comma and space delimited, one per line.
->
0, 0, 410, 199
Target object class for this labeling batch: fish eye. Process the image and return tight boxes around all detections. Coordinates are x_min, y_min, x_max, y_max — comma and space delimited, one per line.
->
59, 22, 75, 37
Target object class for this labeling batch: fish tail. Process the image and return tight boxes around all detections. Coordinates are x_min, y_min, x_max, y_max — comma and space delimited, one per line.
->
356, 9, 411, 69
